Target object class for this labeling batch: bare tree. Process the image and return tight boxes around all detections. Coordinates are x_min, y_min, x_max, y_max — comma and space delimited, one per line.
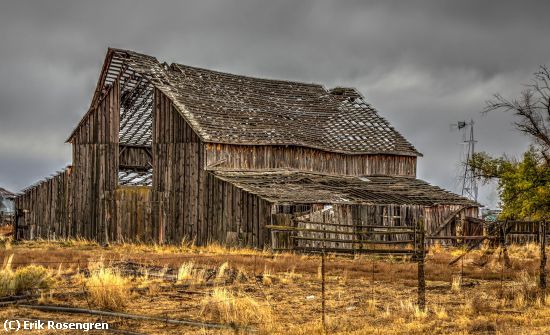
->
484, 65, 550, 165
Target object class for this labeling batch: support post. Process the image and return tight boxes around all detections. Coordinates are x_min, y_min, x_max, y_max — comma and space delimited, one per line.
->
498, 221, 509, 297
417, 217, 426, 311
458, 212, 466, 246
540, 221, 547, 302
500, 221, 510, 268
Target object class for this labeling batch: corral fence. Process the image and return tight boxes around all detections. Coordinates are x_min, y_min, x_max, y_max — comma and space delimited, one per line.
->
267, 217, 548, 328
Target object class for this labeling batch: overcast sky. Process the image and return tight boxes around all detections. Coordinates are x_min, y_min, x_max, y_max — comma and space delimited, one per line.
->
1, 0, 548, 207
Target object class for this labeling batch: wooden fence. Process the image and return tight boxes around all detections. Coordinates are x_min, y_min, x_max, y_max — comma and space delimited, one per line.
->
269, 218, 548, 314
268, 221, 418, 255
269, 217, 427, 312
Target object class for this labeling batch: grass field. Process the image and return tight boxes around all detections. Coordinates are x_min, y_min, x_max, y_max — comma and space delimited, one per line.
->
0, 232, 549, 334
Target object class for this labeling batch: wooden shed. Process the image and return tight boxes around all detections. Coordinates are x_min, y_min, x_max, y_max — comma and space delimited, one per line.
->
15, 48, 478, 248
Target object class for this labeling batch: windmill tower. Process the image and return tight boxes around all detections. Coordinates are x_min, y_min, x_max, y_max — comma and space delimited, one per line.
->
453, 119, 478, 203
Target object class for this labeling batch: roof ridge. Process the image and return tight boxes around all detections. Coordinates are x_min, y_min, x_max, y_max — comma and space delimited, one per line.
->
172, 63, 325, 89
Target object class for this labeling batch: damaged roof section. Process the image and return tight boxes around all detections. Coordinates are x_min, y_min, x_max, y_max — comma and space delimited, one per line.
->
212, 171, 478, 206
0, 187, 15, 199
112, 169, 477, 207
118, 169, 152, 186
71, 48, 420, 156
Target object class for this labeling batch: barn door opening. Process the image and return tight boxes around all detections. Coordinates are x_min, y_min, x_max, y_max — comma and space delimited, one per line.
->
117, 66, 153, 188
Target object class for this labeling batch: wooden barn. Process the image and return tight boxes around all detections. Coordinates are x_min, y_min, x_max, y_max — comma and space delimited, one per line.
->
15, 48, 479, 249
0, 187, 15, 226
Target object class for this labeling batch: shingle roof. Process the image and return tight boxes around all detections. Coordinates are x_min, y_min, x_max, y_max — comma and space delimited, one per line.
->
212, 170, 478, 206
83, 48, 420, 156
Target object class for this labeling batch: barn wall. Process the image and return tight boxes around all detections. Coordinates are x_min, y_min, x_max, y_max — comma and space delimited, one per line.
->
205, 143, 417, 176
152, 89, 277, 247
15, 171, 152, 243
270, 203, 480, 250
283, 204, 423, 250
203, 173, 272, 248
114, 186, 152, 242
424, 205, 479, 237
15, 168, 72, 240
152, 88, 206, 244
70, 81, 120, 242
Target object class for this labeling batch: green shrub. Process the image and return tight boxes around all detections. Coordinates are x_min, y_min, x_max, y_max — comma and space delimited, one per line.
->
13, 265, 55, 294
0, 265, 55, 296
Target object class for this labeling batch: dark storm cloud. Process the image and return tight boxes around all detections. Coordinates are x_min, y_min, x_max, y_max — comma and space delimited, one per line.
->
1, 0, 548, 206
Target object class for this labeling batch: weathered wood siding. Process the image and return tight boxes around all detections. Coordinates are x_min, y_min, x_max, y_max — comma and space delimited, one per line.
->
70, 81, 120, 242
271, 203, 480, 250
119, 145, 151, 170
15, 169, 153, 243
424, 205, 479, 237
71, 82, 120, 144
15, 168, 72, 240
151, 89, 274, 248
204, 172, 271, 248
505, 221, 544, 244
115, 186, 152, 242
205, 143, 417, 176
288, 204, 421, 249
152, 88, 206, 244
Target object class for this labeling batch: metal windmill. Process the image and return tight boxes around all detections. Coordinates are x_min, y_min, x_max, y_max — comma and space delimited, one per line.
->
452, 119, 478, 202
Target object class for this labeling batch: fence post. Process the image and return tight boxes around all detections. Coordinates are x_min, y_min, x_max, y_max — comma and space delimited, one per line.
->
321, 221, 327, 333
540, 221, 547, 303
417, 217, 426, 311
321, 251, 326, 333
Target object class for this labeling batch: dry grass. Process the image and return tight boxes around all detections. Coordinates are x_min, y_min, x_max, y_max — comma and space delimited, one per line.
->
176, 261, 207, 286
433, 305, 448, 320
451, 274, 462, 293
0, 270, 13, 296
176, 261, 195, 281
0, 240, 549, 334
200, 287, 273, 330
0, 236, 12, 250
508, 243, 541, 259
215, 261, 229, 284
85, 264, 129, 311
511, 270, 540, 308
397, 299, 428, 320
262, 266, 273, 286
0, 254, 55, 296
366, 298, 377, 316
280, 267, 302, 284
